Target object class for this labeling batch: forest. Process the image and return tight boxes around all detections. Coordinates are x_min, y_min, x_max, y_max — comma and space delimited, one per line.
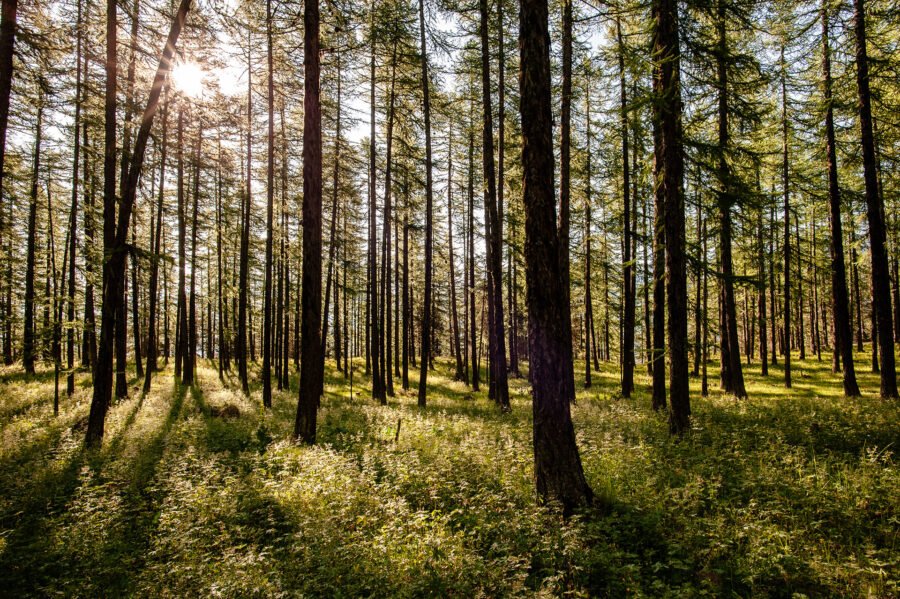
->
0, 0, 898, 593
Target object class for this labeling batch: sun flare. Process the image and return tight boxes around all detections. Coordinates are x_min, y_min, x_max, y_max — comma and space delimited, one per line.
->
171, 61, 205, 98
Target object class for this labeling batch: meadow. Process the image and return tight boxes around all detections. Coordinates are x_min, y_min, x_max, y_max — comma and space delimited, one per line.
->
0, 352, 897, 597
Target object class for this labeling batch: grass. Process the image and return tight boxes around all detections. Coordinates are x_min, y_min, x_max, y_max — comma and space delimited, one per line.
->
0, 349, 897, 597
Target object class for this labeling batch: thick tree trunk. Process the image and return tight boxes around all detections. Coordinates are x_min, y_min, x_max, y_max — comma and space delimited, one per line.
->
295, 0, 323, 441
0, 0, 17, 367
520, 0, 592, 514
87, 0, 191, 446
853, 0, 897, 397
653, 0, 690, 432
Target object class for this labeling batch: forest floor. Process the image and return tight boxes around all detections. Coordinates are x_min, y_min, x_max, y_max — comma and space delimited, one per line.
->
0, 351, 897, 597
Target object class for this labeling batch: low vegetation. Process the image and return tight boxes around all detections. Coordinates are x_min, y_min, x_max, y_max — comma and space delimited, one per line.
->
0, 354, 897, 597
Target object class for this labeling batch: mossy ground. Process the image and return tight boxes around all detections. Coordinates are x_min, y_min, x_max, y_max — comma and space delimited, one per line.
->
0, 350, 897, 597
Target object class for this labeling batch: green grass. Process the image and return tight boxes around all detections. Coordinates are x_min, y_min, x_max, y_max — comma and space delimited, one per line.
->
0, 350, 897, 597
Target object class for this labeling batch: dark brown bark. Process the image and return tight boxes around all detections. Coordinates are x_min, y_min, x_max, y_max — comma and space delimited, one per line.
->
262, 0, 275, 407
479, 0, 509, 410
0, 0, 17, 368
295, 0, 323, 442
23, 100, 42, 375
853, 0, 897, 397
380, 44, 397, 401
715, 4, 746, 398
417, 0, 434, 408
618, 18, 635, 397
86, 0, 191, 447
143, 86, 167, 394
781, 49, 792, 388
67, 0, 82, 395
653, 0, 690, 432
520, 0, 592, 514
448, 127, 464, 381
557, 0, 575, 401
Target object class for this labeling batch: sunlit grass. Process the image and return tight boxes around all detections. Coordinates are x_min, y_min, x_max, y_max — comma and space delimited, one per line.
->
0, 348, 897, 596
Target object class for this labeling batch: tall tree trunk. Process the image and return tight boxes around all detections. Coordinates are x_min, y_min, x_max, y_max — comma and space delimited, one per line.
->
87, 0, 190, 446
584, 85, 593, 389
294, 0, 323, 441
175, 107, 187, 380
479, 0, 509, 410
23, 100, 42, 374
417, 0, 434, 407
0, 0, 18, 365
715, 4, 746, 398
618, 18, 635, 397
758, 206, 768, 376
653, 0, 690, 432
184, 124, 200, 385
448, 126, 464, 381
468, 126, 478, 391
237, 27, 252, 394
66, 0, 83, 395
380, 44, 397, 400
853, 0, 897, 397
261, 0, 275, 407
322, 54, 342, 375
650, 148, 666, 410
781, 48, 792, 388
557, 0, 575, 401
367, 12, 383, 401
520, 0, 592, 514
143, 87, 168, 393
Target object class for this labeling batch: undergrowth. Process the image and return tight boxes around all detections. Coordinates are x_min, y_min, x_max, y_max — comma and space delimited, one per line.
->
0, 351, 897, 597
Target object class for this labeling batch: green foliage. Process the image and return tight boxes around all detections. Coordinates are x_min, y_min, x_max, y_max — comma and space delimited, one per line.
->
0, 356, 897, 597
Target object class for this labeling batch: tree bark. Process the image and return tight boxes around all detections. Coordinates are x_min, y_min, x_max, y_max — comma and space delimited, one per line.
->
653, 0, 690, 432
520, 0, 592, 514
417, 0, 434, 407
295, 0, 323, 442
853, 0, 897, 397
87, 0, 191, 447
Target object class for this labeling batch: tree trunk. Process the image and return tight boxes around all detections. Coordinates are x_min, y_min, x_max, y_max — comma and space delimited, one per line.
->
417, 0, 434, 408
557, 0, 575, 402
653, 0, 690, 432
87, 0, 191, 446
716, 5, 746, 398
479, 0, 509, 410
781, 49, 792, 388
448, 127, 464, 381
520, 0, 592, 514
0, 0, 17, 368
853, 0, 897, 397
619, 18, 635, 397
23, 100, 42, 375
295, 0, 323, 441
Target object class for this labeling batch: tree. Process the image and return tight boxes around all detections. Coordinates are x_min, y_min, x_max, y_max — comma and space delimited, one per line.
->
416, 0, 434, 408
86, 0, 192, 448
821, 1, 859, 397
294, 0, 323, 443
852, 0, 897, 399
519, 0, 592, 514
652, 0, 690, 433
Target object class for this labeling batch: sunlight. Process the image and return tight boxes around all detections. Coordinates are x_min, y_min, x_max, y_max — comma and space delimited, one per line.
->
171, 60, 205, 99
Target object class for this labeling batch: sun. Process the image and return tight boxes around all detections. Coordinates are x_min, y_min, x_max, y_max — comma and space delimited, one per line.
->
171, 60, 205, 98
